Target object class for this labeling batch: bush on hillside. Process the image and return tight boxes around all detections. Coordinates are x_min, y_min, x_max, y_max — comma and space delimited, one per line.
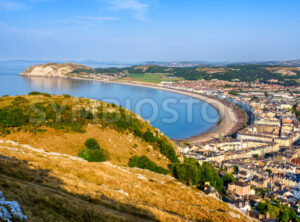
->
28, 91, 51, 97
28, 91, 42, 95
172, 158, 201, 186
158, 139, 179, 163
142, 131, 179, 163
143, 131, 157, 142
78, 148, 106, 162
80, 109, 94, 120
128, 155, 168, 175
12, 96, 28, 106
78, 138, 107, 162
84, 138, 100, 150
0, 106, 29, 127
172, 159, 223, 191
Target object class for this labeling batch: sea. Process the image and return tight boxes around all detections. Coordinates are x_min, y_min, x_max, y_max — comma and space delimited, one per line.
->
0, 61, 219, 140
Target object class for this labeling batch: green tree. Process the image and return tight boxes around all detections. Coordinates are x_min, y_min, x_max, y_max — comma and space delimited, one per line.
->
265, 169, 272, 176
253, 154, 259, 159
279, 209, 290, 222
128, 155, 168, 175
288, 208, 297, 222
172, 158, 201, 186
172, 160, 223, 191
200, 162, 223, 192
256, 202, 268, 215
223, 173, 236, 186
233, 165, 238, 173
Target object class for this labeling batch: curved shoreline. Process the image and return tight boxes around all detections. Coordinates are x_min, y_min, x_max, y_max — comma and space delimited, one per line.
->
67, 77, 245, 144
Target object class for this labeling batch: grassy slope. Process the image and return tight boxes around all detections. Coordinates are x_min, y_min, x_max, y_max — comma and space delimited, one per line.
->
0, 95, 250, 221
122, 73, 183, 84
0, 95, 173, 168
0, 141, 249, 222
3, 125, 170, 168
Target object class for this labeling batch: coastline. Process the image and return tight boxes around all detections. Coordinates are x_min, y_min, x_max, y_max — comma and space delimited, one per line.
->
66, 77, 245, 144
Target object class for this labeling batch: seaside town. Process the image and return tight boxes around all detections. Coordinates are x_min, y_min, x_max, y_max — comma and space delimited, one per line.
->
2, 0, 300, 221
159, 79, 300, 221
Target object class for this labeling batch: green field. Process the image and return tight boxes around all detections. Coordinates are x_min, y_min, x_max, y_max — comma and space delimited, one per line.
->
125, 73, 183, 83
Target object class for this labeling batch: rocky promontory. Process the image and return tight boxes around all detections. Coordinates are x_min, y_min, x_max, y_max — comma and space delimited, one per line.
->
19, 63, 92, 78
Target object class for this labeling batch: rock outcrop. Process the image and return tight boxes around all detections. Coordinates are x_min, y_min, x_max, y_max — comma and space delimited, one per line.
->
19, 63, 92, 78
0, 191, 27, 222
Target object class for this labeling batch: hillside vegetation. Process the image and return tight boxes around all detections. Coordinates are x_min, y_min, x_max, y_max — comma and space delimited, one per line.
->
72, 64, 300, 86
20, 62, 300, 86
0, 93, 178, 167
0, 94, 251, 221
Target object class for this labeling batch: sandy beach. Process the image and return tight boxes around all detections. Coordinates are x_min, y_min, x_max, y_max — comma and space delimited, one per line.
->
69, 77, 245, 144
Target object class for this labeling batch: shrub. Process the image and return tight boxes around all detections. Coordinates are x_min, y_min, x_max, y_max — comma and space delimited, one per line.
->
78, 148, 106, 162
0, 107, 29, 127
28, 91, 42, 95
142, 131, 179, 163
78, 138, 107, 162
28, 92, 51, 97
158, 139, 179, 163
128, 155, 168, 175
12, 97, 28, 106
143, 131, 157, 142
80, 109, 94, 120
84, 138, 100, 150
133, 128, 143, 137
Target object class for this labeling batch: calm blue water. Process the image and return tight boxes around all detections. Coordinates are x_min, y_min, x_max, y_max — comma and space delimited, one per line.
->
0, 64, 219, 139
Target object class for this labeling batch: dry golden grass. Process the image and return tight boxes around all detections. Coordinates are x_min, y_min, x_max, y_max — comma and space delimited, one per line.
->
0, 140, 251, 222
0, 94, 175, 168
195, 67, 241, 74
266, 67, 300, 76
0, 95, 251, 221
2, 125, 170, 168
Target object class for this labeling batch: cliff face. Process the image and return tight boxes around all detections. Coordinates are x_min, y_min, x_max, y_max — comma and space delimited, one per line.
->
19, 63, 92, 78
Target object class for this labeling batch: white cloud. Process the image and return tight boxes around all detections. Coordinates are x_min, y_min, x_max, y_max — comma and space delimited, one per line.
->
0, 0, 27, 10
108, 0, 149, 21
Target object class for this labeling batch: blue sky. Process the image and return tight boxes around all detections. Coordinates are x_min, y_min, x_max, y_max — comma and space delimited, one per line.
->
0, 0, 299, 62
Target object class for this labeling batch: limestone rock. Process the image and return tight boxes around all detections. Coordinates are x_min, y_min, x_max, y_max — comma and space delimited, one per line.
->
20, 63, 93, 78
0, 191, 28, 222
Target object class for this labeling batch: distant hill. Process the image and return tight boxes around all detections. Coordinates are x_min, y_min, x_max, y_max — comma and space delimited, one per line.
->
20, 63, 93, 78
18, 62, 300, 86
90, 64, 300, 86
241, 60, 300, 67
142, 59, 300, 67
